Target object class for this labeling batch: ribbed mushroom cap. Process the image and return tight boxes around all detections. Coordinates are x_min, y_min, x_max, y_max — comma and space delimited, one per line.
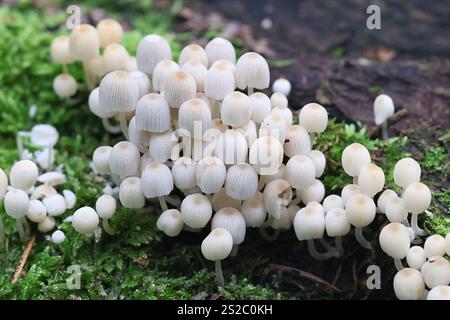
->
10, 160, 38, 191
51, 36, 73, 64
284, 125, 311, 157
341, 184, 360, 205
135, 93, 171, 133
407, 246, 426, 270
345, 193, 376, 227
402, 182, 431, 214
258, 112, 287, 143
393, 268, 425, 300
205, 37, 236, 65
181, 60, 207, 92
221, 91, 252, 127
130, 70, 151, 98
93, 146, 112, 175
323, 195, 345, 213
214, 129, 248, 165
285, 155, 316, 190
89, 87, 114, 118
249, 92, 271, 124
141, 162, 174, 198
241, 192, 266, 228
263, 179, 292, 219
373, 94, 395, 125
201, 228, 233, 261
427, 286, 450, 300
325, 208, 351, 237
0, 168, 8, 200
103, 43, 129, 72
43, 194, 67, 217
421, 256, 450, 288
236, 120, 258, 147
196, 157, 226, 194
72, 206, 99, 235
211, 207, 246, 245
270, 92, 288, 109
178, 98, 212, 136
204, 63, 235, 101
99, 71, 139, 112
157, 209, 184, 237
179, 44, 208, 67
96, 19, 123, 48
164, 71, 197, 109
235, 52, 270, 90
300, 179, 325, 204
271, 107, 293, 127
341, 143, 371, 177
377, 189, 398, 213
152, 59, 180, 92
69, 24, 99, 61
424, 235, 446, 258
379, 222, 411, 259
180, 193, 213, 228
249, 136, 284, 175
136, 34, 172, 74
358, 164, 385, 197
293, 206, 325, 240
211, 59, 236, 74
95, 194, 117, 219
87, 55, 107, 77
109, 141, 140, 178
394, 157, 421, 188
53, 74, 78, 98
171, 157, 197, 190
272, 78, 291, 96
225, 163, 258, 200
299, 103, 328, 133
119, 176, 145, 209
308, 150, 326, 178
384, 197, 408, 223
148, 131, 178, 163
4, 189, 29, 219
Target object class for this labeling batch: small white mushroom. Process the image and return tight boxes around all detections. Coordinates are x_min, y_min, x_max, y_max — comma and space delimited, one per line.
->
96, 19, 123, 48
38, 216, 56, 233
68, 24, 99, 61
373, 94, 395, 140
31, 184, 57, 200
27, 199, 47, 223
403, 182, 431, 236
181, 60, 207, 92
299, 103, 328, 137
263, 179, 292, 219
205, 37, 236, 65
63, 190, 76, 210
201, 228, 233, 286
406, 246, 426, 270
211, 207, 246, 255
341, 143, 371, 182
427, 286, 450, 300
284, 125, 311, 157
43, 194, 67, 217
377, 189, 398, 213
341, 184, 360, 205
221, 91, 252, 128
109, 141, 140, 179
384, 197, 408, 223
258, 112, 287, 143
325, 208, 351, 257
285, 155, 316, 191
322, 195, 344, 213
214, 129, 248, 165
141, 162, 174, 211
92, 146, 113, 175
272, 78, 291, 96
211, 188, 241, 212
96, 194, 117, 235
10, 160, 38, 191
345, 193, 376, 249
37, 171, 66, 186
136, 34, 172, 74
196, 157, 226, 194
0, 168, 8, 200
393, 157, 421, 189
180, 193, 212, 229
393, 268, 425, 300
421, 256, 450, 288
379, 222, 411, 270
164, 71, 197, 109
241, 192, 266, 228
249, 92, 271, 124
225, 164, 258, 200
53, 74, 78, 98
51, 230, 66, 244
119, 177, 145, 209
72, 206, 100, 236
152, 59, 180, 93
235, 52, 270, 94
424, 234, 446, 258
157, 209, 184, 237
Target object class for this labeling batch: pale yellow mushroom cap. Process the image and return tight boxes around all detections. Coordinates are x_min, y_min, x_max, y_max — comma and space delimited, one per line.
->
69, 24, 100, 61
96, 19, 123, 48
402, 182, 431, 214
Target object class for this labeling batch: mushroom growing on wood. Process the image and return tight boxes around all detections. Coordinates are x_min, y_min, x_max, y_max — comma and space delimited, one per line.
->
373, 94, 395, 140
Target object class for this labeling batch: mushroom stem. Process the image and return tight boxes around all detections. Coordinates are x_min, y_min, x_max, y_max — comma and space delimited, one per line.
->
22, 217, 30, 237
309, 132, 315, 144
102, 118, 122, 134
0, 218, 5, 247
248, 87, 254, 95
401, 219, 411, 227
355, 227, 371, 249
118, 112, 130, 140
352, 176, 358, 184
319, 238, 335, 252
215, 260, 225, 286
165, 195, 181, 207
410, 213, 426, 236
46, 144, 54, 170
307, 239, 335, 260
394, 258, 404, 271
16, 219, 27, 243
335, 236, 344, 257
230, 244, 239, 257
381, 121, 389, 140
16, 131, 30, 160
102, 219, 115, 235
158, 196, 168, 212
259, 227, 280, 241
82, 61, 96, 90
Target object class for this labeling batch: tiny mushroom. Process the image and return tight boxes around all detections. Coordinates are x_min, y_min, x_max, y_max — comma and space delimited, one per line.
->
373, 94, 395, 140
379, 222, 411, 270
211, 207, 246, 256
345, 193, 376, 249
157, 209, 184, 237
72, 206, 100, 236
51, 230, 66, 244
96, 194, 117, 235
393, 268, 425, 300
421, 256, 450, 288
141, 162, 174, 211
403, 182, 431, 236
201, 228, 233, 286
180, 193, 213, 229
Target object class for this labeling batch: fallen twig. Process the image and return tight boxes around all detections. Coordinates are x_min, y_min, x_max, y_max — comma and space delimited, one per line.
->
12, 234, 36, 284
269, 263, 342, 293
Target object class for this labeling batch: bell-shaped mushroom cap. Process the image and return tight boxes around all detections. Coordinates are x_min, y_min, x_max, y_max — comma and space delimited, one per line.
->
212, 59, 236, 74
358, 164, 385, 197
402, 182, 431, 214
0, 168, 8, 200
179, 44, 208, 67
96, 19, 123, 48
325, 208, 351, 237
249, 136, 284, 175
341, 143, 371, 177
99, 71, 139, 113
270, 92, 288, 109
299, 103, 328, 133
373, 94, 395, 125
259, 112, 288, 143
225, 164, 258, 200
171, 157, 197, 190
263, 178, 292, 219
103, 43, 129, 72
201, 228, 234, 261
89, 87, 115, 118
241, 192, 266, 228
136, 93, 171, 133
394, 157, 421, 188
4, 189, 29, 219
51, 36, 73, 64
10, 160, 38, 191
53, 74, 78, 98
93, 146, 112, 175
424, 235, 446, 258
69, 24, 99, 61
30, 184, 57, 200
236, 120, 258, 147
95, 194, 117, 219
204, 63, 236, 101
87, 55, 107, 77
72, 206, 99, 235
178, 98, 212, 136
323, 195, 344, 213
196, 157, 226, 194
51, 230, 66, 244
141, 162, 174, 198
294, 206, 325, 240
377, 189, 398, 213
300, 179, 325, 204
272, 78, 291, 96
379, 222, 411, 259
393, 268, 425, 300
407, 246, 426, 270
152, 59, 180, 92
345, 193, 376, 227
427, 286, 450, 300
285, 155, 316, 190
119, 177, 145, 209
148, 131, 178, 163
249, 92, 271, 124
129, 70, 151, 98
211, 207, 246, 245
421, 256, 450, 288
157, 209, 184, 237
128, 116, 150, 150
306, 201, 326, 215
271, 107, 293, 127
235, 52, 270, 90
205, 37, 236, 65
308, 150, 326, 178
221, 91, 252, 127
385, 197, 408, 223
43, 194, 67, 217
180, 193, 213, 228
164, 71, 197, 109
38, 216, 56, 233
26, 199, 47, 223
63, 190, 76, 210
136, 34, 172, 74
181, 60, 207, 92
341, 184, 360, 205
214, 129, 248, 165
284, 125, 311, 157
109, 141, 140, 178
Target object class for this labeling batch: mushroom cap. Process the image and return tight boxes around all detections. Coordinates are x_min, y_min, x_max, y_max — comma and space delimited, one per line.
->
93, 146, 113, 175
43, 194, 67, 217
358, 164, 385, 197
136, 34, 172, 74
178, 98, 212, 136
379, 222, 411, 259
103, 43, 129, 72
211, 207, 246, 245
53, 73, 78, 98
30, 184, 57, 200
263, 178, 292, 219
89, 87, 115, 119
87, 56, 107, 77
225, 163, 258, 200
201, 228, 234, 261
384, 197, 408, 223
285, 155, 316, 190
51, 230, 66, 244
141, 162, 174, 198
236, 120, 258, 147
421, 256, 450, 288
164, 71, 197, 109
157, 209, 184, 237
196, 157, 226, 194
258, 112, 287, 143
205, 37, 236, 65
129, 70, 151, 98
38, 216, 56, 233
393, 157, 421, 188
300, 179, 325, 205
406, 246, 427, 270
119, 177, 145, 209
272, 78, 291, 96
427, 286, 450, 300
249, 136, 283, 177
308, 150, 326, 178
373, 94, 395, 125
63, 190, 77, 210
214, 129, 248, 165
109, 141, 141, 178
424, 235, 446, 258
171, 157, 197, 190
402, 182, 431, 214
345, 193, 376, 227
341, 143, 371, 177
69, 24, 99, 61
30, 124, 59, 147
293, 206, 325, 240
249, 92, 271, 124
393, 268, 425, 300
51, 36, 73, 64
99, 71, 140, 113
0, 168, 7, 200
72, 206, 100, 235
181, 60, 207, 92
341, 184, 360, 205
325, 208, 351, 237
136, 93, 171, 133
221, 91, 252, 127
27, 199, 47, 223
377, 189, 398, 214
204, 64, 235, 101
37, 171, 66, 186
180, 193, 213, 229
235, 52, 270, 90
152, 59, 180, 92
284, 125, 311, 157
323, 195, 345, 213
95, 194, 117, 219
299, 103, 328, 133
270, 92, 288, 109
179, 44, 208, 67
241, 192, 266, 228
96, 19, 123, 48
10, 160, 38, 191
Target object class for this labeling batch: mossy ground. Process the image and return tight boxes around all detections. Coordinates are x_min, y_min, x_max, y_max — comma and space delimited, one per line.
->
0, 1, 448, 300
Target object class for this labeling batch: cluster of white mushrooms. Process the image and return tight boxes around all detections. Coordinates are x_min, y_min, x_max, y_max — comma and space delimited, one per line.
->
46, 19, 450, 299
